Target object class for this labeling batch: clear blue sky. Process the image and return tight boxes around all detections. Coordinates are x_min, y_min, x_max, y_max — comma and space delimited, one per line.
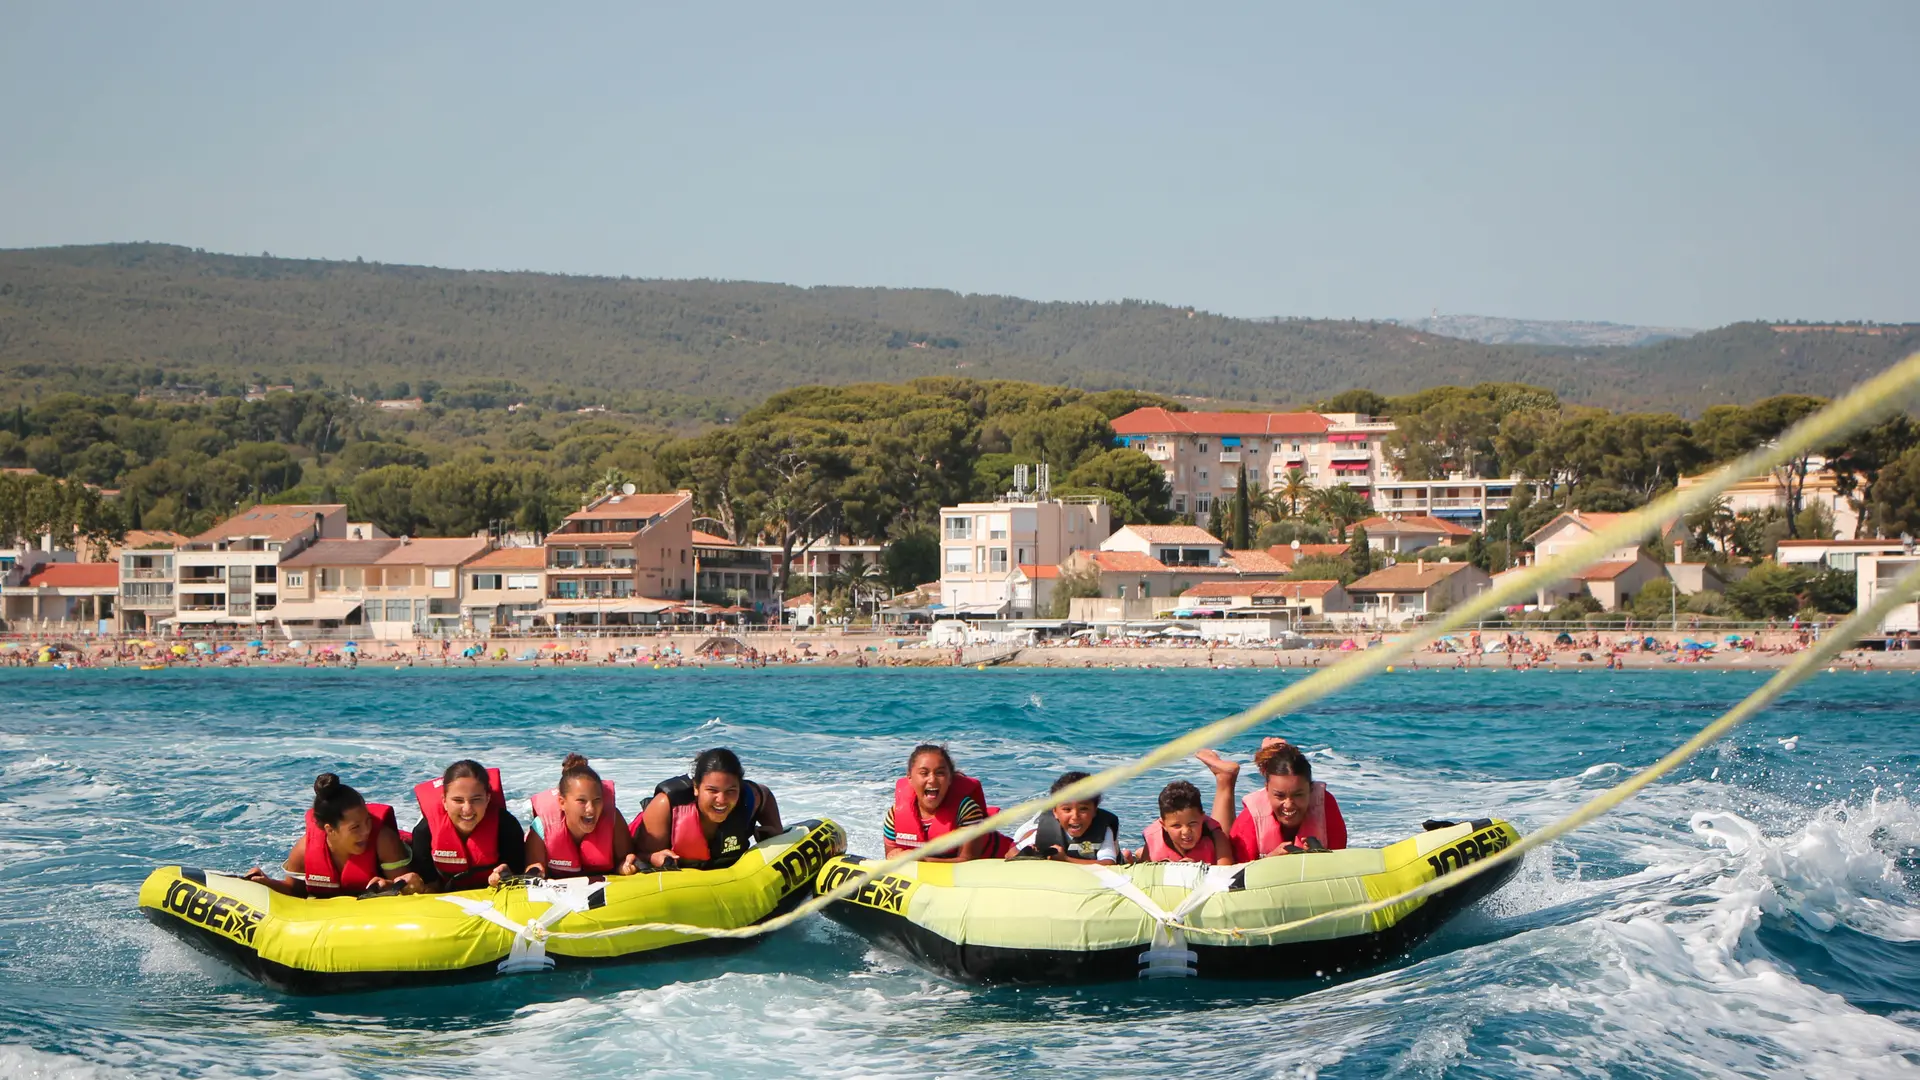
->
3, 3, 1914, 327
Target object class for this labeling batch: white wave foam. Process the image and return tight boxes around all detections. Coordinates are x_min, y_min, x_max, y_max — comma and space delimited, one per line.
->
0, 1044, 124, 1079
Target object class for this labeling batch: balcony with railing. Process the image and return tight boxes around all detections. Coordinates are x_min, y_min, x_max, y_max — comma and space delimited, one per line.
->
1331, 447, 1373, 462
1218, 451, 1241, 464
1144, 447, 1172, 461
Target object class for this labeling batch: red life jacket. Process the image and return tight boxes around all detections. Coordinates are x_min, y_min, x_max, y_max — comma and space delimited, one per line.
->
889, 773, 1013, 859
530, 780, 618, 877
412, 768, 505, 889
300, 802, 396, 897
1235, 782, 1342, 859
1142, 816, 1230, 863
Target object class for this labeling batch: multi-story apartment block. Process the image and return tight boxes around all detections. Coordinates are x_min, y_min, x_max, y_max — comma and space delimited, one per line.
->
693, 530, 777, 612
939, 496, 1112, 618
1372, 476, 1545, 528
460, 545, 547, 635
160, 504, 347, 631
1109, 408, 1397, 525
542, 491, 694, 626
277, 536, 491, 637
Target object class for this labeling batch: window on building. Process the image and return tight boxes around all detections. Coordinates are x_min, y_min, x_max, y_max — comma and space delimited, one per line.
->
254, 565, 275, 583
432, 569, 452, 589
317, 569, 340, 591
1200, 470, 1209, 482
284, 572, 304, 588
506, 574, 540, 590
1173, 494, 1186, 513
1196, 494, 1213, 514
384, 599, 412, 622
989, 525, 1008, 540
989, 548, 1009, 573
472, 573, 502, 591
944, 518, 972, 541
552, 549, 579, 568
1198, 442, 1209, 453
975, 548, 987, 573
944, 548, 971, 574
553, 580, 579, 599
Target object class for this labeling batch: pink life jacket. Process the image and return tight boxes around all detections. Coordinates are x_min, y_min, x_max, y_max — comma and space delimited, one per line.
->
412, 768, 505, 889
530, 780, 618, 876
300, 802, 395, 897
1240, 782, 1332, 857
1142, 816, 1230, 863
889, 774, 1013, 858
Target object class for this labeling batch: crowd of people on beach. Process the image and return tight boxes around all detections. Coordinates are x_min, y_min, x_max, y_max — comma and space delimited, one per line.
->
246, 738, 1345, 898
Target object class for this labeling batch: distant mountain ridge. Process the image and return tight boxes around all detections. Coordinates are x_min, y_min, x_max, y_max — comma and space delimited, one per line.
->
1397, 314, 1698, 348
0, 243, 1913, 414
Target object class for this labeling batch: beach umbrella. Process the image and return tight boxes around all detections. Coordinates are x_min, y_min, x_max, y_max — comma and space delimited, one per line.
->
171, 644, 189, 656
193, 641, 213, 652
462, 646, 479, 658
215, 644, 233, 653
246, 640, 263, 648
541, 642, 560, 649
342, 642, 358, 654
1339, 639, 1357, 651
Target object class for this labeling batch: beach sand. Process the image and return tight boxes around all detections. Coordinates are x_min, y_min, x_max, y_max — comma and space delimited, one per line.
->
22, 627, 1919, 673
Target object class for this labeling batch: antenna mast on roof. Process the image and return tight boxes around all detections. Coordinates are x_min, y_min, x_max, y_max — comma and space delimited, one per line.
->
1037, 463, 1050, 499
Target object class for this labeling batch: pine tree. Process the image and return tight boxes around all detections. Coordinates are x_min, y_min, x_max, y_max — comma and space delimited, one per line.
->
1347, 525, 1374, 575
1233, 465, 1252, 550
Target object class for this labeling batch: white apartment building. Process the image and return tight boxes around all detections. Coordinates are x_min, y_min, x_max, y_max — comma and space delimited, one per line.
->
160, 504, 348, 630
939, 496, 1112, 618
1109, 408, 1397, 525
1373, 475, 1548, 528
1857, 553, 1920, 637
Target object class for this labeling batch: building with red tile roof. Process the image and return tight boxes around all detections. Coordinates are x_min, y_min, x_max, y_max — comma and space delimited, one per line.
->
1347, 559, 1492, 624
1109, 408, 1397, 529
4, 560, 119, 625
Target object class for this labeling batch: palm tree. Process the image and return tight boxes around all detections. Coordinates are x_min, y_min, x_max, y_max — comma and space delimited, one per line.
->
1685, 494, 1735, 553
831, 557, 886, 620
1274, 468, 1314, 519
581, 467, 633, 508
1311, 484, 1371, 541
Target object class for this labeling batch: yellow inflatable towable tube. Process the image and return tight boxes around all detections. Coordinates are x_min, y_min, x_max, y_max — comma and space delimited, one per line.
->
140, 818, 845, 993
818, 818, 1519, 983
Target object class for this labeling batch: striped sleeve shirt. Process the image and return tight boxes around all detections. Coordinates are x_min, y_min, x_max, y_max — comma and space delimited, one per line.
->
882, 796, 986, 843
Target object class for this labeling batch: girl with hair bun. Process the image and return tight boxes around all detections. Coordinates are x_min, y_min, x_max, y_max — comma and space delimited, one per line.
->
406, 759, 527, 891
524, 754, 638, 878
244, 773, 420, 896
635, 747, 783, 870
1226, 737, 1348, 862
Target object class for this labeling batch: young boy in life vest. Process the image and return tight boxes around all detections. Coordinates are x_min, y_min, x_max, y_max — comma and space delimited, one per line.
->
1129, 779, 1236, 864
1007, 771, 1121, 864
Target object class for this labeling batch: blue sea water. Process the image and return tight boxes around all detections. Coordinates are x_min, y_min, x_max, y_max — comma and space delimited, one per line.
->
0, 665, 1916, 1079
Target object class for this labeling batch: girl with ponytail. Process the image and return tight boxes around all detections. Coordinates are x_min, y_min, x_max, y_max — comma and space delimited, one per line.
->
524, 754, 638, 878
244, 772, 419, 896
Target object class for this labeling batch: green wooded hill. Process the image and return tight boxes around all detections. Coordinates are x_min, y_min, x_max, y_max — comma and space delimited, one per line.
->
1, 243, 1912, 413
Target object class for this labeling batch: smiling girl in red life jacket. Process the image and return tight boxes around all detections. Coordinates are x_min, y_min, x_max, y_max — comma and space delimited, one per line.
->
405, 759, 527, 891
1228, 739, 1348, 862
636, 747, 784, 870
243, 773, 420, 897
524, 754, 638, 879
882, 744, 1014, 862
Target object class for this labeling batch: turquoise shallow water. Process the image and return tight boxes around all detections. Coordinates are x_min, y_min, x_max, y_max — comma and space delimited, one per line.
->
0, 665, 1917, 1078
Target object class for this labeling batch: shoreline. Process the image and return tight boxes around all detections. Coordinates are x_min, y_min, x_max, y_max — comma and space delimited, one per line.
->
10, 628, 1917, 673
